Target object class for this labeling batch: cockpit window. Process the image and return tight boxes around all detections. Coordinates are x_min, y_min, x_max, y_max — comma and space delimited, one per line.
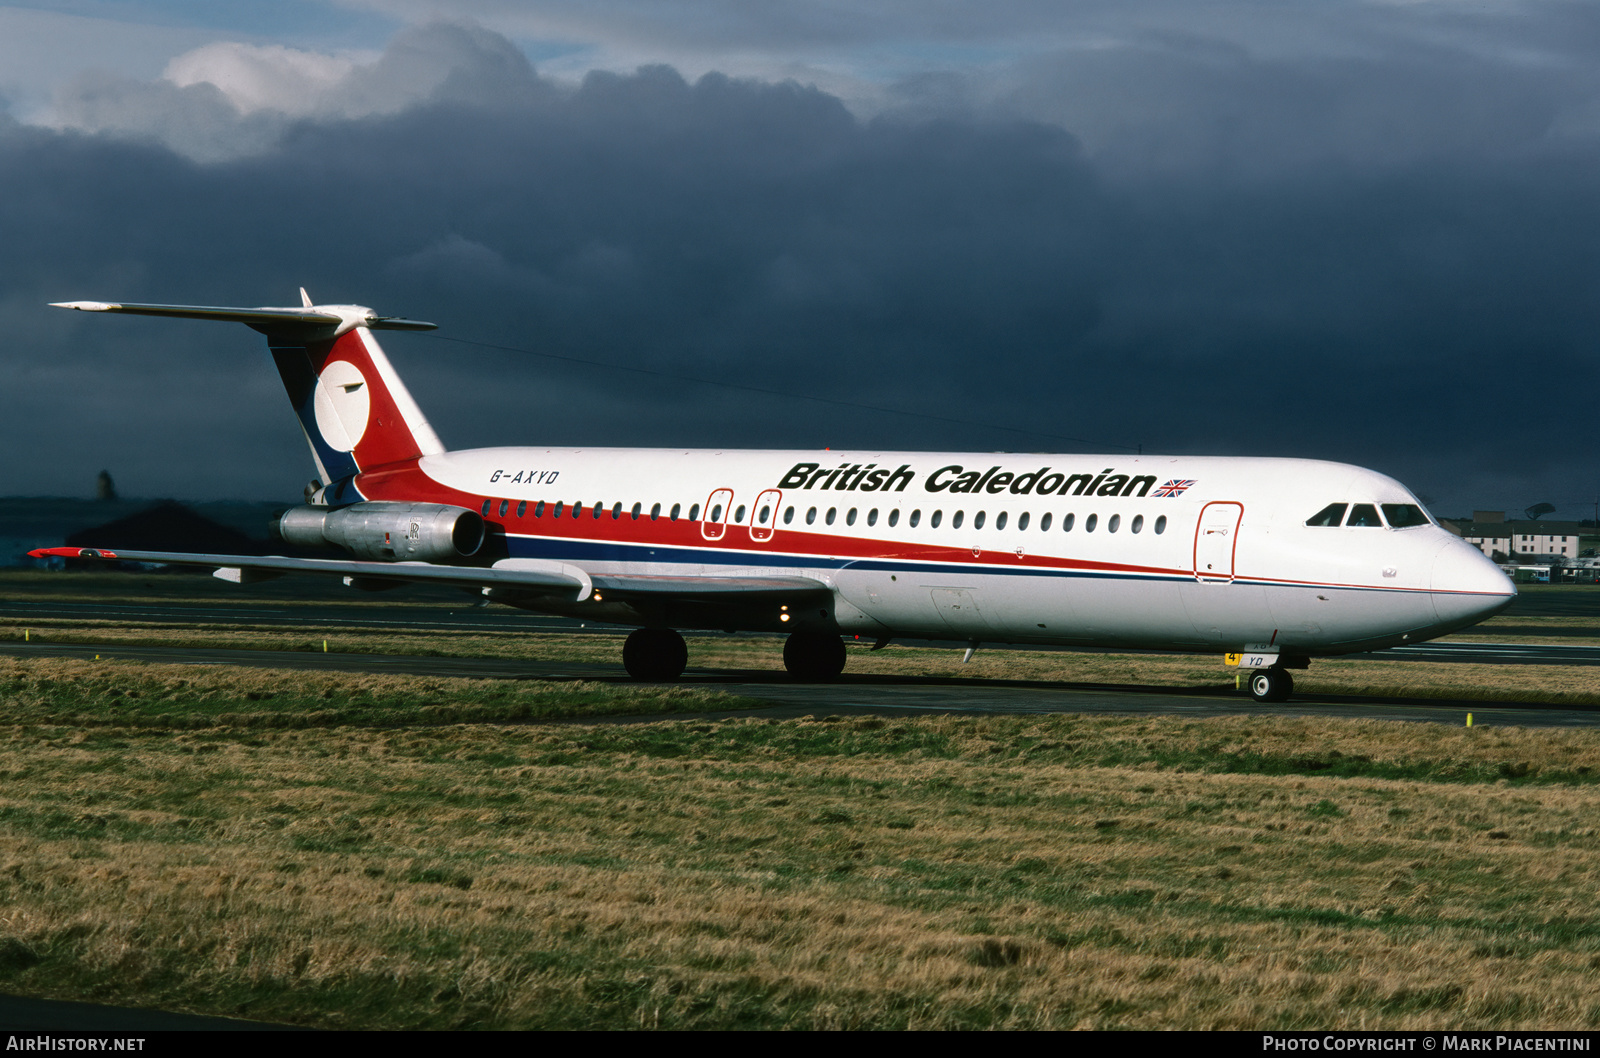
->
1306, 503, 1347, 527
1346, 503, 1383, 527
1381, 504, 1429, 528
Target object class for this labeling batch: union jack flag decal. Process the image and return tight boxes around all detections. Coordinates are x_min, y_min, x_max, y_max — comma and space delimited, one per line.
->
1153, 479, 1195, 497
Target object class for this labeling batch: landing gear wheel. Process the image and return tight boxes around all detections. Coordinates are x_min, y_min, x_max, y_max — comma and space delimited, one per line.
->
622, 628, 687, 681
1248, 668, 1294, 703
783, 631, 847, 682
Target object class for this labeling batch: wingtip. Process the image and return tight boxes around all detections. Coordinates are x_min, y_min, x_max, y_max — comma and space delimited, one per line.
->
49, 301, 114, 311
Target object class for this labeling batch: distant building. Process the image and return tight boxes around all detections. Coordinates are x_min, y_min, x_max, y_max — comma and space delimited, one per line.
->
1453, 517, 1584, 564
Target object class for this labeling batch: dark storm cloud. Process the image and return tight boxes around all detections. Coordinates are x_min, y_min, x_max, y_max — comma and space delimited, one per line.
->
3, 20, 1598, 514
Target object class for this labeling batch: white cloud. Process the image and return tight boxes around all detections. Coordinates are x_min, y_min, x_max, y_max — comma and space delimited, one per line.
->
163, 42, 374, 117
46, 21, 542, 161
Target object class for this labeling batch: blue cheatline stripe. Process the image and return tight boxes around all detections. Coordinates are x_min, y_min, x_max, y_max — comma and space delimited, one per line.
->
497, 531, 1457, 597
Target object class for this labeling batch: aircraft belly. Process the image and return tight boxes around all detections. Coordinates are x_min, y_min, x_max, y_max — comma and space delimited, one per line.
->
1267, 583, 1437, 651
834, 568, 1211, 649
1178, 580, 1275, 647
1067, 577, 1209, 648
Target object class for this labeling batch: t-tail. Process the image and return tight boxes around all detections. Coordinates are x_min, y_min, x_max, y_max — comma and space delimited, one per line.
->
51, 292, 443, 499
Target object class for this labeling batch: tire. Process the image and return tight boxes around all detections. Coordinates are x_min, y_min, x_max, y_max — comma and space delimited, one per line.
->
783, 631, 847, 682
622, 628, 687, 681
1248, 668, 1293, 703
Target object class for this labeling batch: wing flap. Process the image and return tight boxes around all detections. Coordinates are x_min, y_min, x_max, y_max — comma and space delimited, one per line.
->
591, 573, 830, 599
28, 548, 831, 602
29, 547, 583, 594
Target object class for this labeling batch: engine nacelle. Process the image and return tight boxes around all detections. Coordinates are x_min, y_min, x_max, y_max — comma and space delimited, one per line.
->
277, 502, 485, 562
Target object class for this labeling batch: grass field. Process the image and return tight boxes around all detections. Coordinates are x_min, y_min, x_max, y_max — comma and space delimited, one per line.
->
0, 572, 1598, 1028
2, 667, 1600, 1029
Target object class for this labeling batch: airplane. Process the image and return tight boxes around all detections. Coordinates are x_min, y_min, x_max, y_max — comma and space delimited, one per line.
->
34, 293, 1516, 702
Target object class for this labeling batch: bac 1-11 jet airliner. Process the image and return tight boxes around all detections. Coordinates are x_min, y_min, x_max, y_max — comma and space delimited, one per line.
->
35, 294, 1516, 702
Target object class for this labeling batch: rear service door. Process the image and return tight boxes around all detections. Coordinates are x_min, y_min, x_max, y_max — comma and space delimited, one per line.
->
1193, 501, 1243, 583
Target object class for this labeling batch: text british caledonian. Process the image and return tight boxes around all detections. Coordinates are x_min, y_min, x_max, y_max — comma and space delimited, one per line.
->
776, 462, 1163, 498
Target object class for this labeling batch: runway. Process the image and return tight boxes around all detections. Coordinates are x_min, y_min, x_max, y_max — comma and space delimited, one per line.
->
4, 636, 1596, 730
3, 594, 1597, 664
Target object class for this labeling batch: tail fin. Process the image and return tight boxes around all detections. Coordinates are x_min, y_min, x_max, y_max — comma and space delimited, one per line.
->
51, 294, 444, 486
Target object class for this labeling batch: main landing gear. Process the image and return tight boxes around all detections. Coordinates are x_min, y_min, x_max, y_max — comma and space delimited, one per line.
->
1247, 667, 1294, 703
622, 628, 687, 681
621, 628, 847, 683
783, 631, 846, 682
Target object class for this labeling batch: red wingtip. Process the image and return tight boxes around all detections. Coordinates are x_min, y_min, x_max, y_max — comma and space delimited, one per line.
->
29, 547, 118, 559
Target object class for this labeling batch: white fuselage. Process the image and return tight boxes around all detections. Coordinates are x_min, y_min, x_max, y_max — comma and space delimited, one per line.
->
370, 446, 1515, 656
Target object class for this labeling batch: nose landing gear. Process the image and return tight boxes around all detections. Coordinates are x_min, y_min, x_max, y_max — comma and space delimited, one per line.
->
1247, 667, 1294, 703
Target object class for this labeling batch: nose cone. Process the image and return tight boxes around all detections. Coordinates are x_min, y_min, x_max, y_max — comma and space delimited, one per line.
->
1431, 539, 1516, 631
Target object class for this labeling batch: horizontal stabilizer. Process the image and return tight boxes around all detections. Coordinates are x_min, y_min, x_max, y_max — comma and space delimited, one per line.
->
49, 300, 436, 337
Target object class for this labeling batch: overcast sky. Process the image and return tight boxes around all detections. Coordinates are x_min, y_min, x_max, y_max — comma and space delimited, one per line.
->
3, 1, 1598, 516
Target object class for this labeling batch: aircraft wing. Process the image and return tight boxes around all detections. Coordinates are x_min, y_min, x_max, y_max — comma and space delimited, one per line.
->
27, 547, 829, 602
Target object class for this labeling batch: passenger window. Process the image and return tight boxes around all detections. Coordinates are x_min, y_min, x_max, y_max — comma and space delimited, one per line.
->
931, 510, 943, 528
631, 502, 641, 520
735, 505, 746, 523
1039, 512, 1052, 531
867, 509, 878, 526
952, 511, 964, 529
973, 511, 985, 529
1062, 513, 1075, 532
1305, 503, 1348, 527
650, 502, 660, 520
1086, 514, 1098, 532
689, 503, 701, 521
498, 499, 509, 517
554, 501, 564, 518
806, 507, 817, 525
517, 500, 527, 518
1131, 514, 1143, 534
783, 506, 794, 524
1382, 504, 1429, 528
710, 504, 722, 523
826, 508, 836, 525
612, 502, 623, 520
535, 501, 545, 518
593, 502, 603, 519
759, 505, 771, 524
1155, 515, 1166, 534
846, 508, 857, 526
481, 499, 491, 516
910, 510, 921, 528
1108, 514, 1120, 533
1346, 504, 1382, 527
888, 509, 899, 527
670, 503, 681, 521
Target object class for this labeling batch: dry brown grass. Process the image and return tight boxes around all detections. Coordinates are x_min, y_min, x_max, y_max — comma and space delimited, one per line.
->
3, 707, 1600, 1028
